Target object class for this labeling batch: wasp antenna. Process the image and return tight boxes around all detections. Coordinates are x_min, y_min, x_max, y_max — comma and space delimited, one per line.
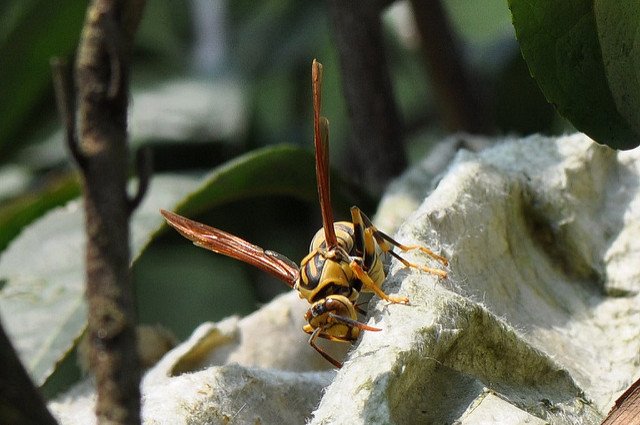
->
328, 313, 382, 332
312, 60, 338, 248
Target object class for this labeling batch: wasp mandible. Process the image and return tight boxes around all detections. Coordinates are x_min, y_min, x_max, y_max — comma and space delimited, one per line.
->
160, 59, 448, 368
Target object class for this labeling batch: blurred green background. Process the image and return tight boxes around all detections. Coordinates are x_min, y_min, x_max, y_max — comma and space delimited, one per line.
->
0, 0, 569, 395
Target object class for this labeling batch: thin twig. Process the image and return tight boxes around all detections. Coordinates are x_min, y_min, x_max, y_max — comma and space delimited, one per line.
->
127, 147, 153, 215
51, 57, 86, 169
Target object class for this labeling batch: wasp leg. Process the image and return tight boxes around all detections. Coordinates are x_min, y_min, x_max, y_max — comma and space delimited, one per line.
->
349, 260, 409, 304
387, 250, 447, 278
352, 206, 448, 278
308, 328, 344, 369
377, 234, 448, 266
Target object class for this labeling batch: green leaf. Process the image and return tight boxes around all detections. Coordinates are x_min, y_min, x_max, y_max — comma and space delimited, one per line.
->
594, 1, 640, 138
508, 0, 640, 150
165, 146, 317, 218
0, 144, 360, 386
0, 203, 88, 387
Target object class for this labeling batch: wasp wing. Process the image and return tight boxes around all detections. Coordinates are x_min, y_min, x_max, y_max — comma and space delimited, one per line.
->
312, 59, 338, 249
160, 209, 299, 288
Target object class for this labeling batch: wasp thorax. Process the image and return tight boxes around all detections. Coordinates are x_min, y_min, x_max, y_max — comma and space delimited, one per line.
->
297, 251, 360, 303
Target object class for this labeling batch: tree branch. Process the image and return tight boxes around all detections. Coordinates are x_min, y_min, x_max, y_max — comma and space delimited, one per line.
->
0, 319, 58, 425
326, 0, 406, 192
409, 0, 489, 133
70, 0, 147, 423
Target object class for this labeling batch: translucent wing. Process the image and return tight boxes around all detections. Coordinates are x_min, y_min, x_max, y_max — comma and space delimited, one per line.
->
160, 209, 299, 288
312, 59, 338, 248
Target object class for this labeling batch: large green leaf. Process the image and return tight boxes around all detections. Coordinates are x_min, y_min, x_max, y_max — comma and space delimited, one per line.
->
508, 0, 640, 150
594, 1, 640, 138
0, 144, 344, 386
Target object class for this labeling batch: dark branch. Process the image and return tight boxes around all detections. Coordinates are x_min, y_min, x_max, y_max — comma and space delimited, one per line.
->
326, 0, 406, 192
72, 0, 147, 423
101, 16, 124, 99
0, 319, 58, 425
409, 0, 489, 133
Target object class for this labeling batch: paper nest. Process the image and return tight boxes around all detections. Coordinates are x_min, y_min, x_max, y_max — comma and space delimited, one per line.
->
50, 133, 640, 424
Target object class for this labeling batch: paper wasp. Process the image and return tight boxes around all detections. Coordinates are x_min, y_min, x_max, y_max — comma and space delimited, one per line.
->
160, 59, 448, 368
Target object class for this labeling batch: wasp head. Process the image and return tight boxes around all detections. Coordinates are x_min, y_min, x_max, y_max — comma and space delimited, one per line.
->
303, 295, 380, 342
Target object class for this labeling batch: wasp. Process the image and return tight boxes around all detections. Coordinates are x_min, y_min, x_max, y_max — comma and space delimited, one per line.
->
160, 59, 448, 368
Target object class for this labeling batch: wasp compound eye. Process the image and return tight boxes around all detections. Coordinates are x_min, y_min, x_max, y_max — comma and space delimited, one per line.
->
311, 303, 327, 316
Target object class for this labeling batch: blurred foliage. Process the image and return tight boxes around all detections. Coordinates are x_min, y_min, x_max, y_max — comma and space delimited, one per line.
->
0, 172, 80, 251
0, 1, 85, 157
0, 0, 595, 396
